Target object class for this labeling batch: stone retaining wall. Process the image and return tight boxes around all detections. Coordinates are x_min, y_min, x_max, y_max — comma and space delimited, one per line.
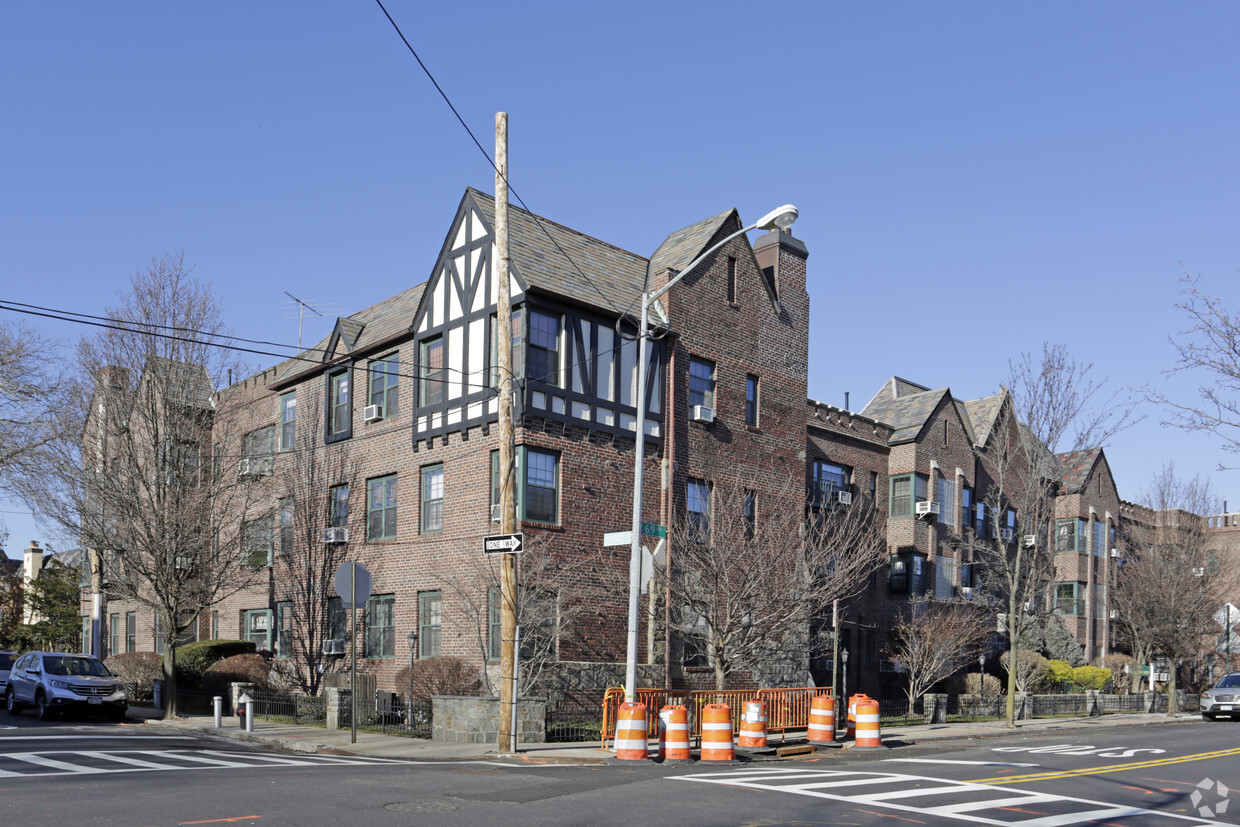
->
432, 695, 547, 744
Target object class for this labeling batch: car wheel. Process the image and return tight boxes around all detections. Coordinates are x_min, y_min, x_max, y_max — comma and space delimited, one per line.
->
34, 691, 52, 721
5, 689, 19, 716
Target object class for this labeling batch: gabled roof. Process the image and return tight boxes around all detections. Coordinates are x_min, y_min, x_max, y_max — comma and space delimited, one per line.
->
860, 380, 953, 444
466, 188, 649, 313
143, 357, 213, 409
272, 284, 425, 385
647, 209, 735, 281
1055, 447, 1104, 494
960, 390, 1007, 448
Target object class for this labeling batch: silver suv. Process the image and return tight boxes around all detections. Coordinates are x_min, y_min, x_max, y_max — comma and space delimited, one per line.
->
5, 652, 129, 721
1200, 672, 1240, 721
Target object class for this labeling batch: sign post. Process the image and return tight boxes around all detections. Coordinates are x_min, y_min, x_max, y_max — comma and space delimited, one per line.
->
333, 562, 373, 744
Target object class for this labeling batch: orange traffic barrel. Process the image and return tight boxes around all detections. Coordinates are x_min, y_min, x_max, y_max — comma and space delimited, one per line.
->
847, 693, 872, 740
614, 701, 649, 761
658, 704, 692, 761
853, 698, 883, 749
700, 703, 735, 761
738, 700, 767, 749
807, 694, 836, 744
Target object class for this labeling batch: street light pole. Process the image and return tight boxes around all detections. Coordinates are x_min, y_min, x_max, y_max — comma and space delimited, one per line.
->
623, 205, 798, 702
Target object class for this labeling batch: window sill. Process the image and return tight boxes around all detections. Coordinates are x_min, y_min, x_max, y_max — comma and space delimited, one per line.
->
520, 520, 562, 531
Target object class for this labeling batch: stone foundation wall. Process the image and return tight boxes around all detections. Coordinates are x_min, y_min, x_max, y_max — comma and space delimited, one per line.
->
432, 695, 547, 744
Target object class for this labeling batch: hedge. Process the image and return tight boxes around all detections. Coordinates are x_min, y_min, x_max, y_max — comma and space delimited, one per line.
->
175, 639, 256, 687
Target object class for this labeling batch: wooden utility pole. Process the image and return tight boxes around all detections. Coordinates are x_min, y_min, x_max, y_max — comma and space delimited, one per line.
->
496, 111, 518, 755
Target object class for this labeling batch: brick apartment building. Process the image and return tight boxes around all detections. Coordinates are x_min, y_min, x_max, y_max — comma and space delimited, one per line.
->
75, 187, 1240, 698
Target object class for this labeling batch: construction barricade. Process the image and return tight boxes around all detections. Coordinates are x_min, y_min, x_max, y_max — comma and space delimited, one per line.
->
737, 700, 767, 749
614, 701, 649, 761
658, 705, 692, 762
846, 693, 873, 740
852, 697, 883, 749
700, 703, 735, 761
807, 694, 836, 744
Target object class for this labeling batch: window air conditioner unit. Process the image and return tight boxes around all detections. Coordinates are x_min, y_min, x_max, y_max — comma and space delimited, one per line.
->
1193, 567, 1206, 576
238, 458, 254, 479
323, 639, 345, 656
960, 586, 976, 599
1022, 535, 1037, 548
691, 405, 714, 423
323, 527, 349, 545
999, 528, 1014, 542
1110, 548, 1121, 558
915, 501, 940, 519
363, 404, 383, 423
1109, 609, 1119, 619
834, 491, 853, 506
490, 503, 502, 522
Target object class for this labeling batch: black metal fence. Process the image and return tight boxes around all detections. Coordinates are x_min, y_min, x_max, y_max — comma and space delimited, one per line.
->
248, 689, 327, 726
876, 696, 924, 727
546, 697, 604, 743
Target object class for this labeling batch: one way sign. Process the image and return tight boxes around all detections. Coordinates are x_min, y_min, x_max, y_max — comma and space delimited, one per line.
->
483, 533, 524, 555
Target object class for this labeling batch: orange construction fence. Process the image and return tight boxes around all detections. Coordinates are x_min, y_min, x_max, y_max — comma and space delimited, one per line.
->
600, 686, 832, 750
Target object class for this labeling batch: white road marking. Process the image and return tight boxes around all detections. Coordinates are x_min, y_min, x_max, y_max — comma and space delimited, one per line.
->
0, 748, 407, 778
672, 767, 1227, 826
883, 758, 1039, 767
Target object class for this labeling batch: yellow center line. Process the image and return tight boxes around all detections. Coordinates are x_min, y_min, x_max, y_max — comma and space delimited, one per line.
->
968, 746, 1240, 785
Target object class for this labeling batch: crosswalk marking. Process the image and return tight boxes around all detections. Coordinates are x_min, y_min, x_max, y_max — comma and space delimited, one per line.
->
0, 748, 406, 778
672, 767, 1227, 826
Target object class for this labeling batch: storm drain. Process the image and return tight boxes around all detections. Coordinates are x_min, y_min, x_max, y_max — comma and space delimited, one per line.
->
382, 800, 462, 814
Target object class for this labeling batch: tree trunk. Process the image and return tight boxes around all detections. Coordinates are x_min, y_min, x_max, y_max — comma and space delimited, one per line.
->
161, 640, 178, 718
1004, 601, 1017, 728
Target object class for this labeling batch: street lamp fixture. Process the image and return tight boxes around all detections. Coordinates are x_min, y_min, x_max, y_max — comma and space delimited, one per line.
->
623, 204, 799, 702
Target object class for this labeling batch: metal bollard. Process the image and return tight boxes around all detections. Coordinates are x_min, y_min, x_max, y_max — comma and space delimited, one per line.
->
213, 696, 222, 728
245, 698, 254, 732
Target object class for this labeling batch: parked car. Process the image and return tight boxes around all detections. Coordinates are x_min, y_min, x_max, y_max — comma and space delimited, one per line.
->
5, 652, 129, 721
0, 650, 15, 697
1200, 672, 1240, 721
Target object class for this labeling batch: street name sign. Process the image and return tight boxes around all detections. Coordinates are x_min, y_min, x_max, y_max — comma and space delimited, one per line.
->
484, 533, 525, 554
641, 522, 667, 538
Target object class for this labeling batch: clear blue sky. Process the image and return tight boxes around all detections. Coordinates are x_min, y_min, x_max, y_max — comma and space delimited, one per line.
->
4, 1, 1239, 558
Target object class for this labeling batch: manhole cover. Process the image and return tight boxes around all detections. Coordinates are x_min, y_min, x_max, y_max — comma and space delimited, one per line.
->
383, 800, 461, 814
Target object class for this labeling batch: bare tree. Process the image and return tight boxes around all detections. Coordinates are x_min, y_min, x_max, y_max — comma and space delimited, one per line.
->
270, 394, 360, 695
1111, 464, 1236, 715
435, 534, 606, 697
963, 342, 1135, 727
887, 596, 990, 709
0, 320, 73, 501
28, 253, 257, 715
998, 648, 1048, 696
1148, 271, 1240, 463
661, 472, 886, 691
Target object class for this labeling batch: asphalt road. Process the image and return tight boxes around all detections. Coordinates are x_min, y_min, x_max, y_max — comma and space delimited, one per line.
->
2, 710, 1238, 825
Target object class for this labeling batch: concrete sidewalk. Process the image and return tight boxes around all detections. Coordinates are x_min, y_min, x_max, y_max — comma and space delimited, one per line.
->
136, 707, 1203, 765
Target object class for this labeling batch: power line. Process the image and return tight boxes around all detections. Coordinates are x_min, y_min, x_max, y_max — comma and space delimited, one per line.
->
371, 0, 627, 318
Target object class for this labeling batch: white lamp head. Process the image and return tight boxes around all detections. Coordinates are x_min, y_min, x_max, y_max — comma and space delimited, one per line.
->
755, 204, 799, 231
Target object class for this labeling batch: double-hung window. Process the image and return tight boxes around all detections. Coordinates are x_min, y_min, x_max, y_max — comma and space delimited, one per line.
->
889, 474, 927, 517
492, 448, 560, 524
331, 484, 349, 528
110, 613, 120, 657
689, 357, 716, 411
1055, 582, 1082, 615
242, 517, 274, 568
126, 612, 136, 652
327, 597, 347, 641
743, 490, 756, 540
421, 465, 444, 533
243, 426, 275, 477
420, 337, 444, 406
368, 475, 397, 541
527, 310, 561, 386
1092, 519, 1106, 557
687, 478, 711, 542
365, 594, 395, 658
938, 477, 956, 526
244, 609, 273, 652
369, 353, 399, 417
279, 392, 296, 450
418, 591, 441, 658
327, 368, 351, 438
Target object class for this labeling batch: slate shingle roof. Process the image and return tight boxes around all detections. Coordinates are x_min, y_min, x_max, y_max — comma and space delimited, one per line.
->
860, 380, 952, 444
1055, 448, 1102, 494
467, 188, 649, 313
647, 209, 736, 280
961, 391, 1006, 448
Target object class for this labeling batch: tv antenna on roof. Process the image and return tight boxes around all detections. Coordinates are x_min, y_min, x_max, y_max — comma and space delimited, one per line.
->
283, 291, 325, 352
